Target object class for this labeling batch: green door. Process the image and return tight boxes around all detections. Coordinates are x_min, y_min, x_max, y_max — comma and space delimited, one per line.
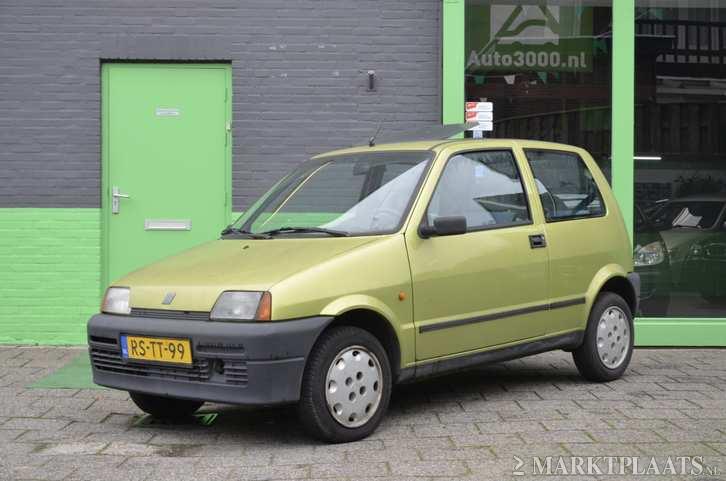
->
103, 64, 231, 285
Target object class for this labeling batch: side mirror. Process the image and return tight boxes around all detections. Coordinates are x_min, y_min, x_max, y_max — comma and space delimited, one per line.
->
420, 216, 468, 238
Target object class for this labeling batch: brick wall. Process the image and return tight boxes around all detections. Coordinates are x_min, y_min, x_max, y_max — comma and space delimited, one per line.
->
0, 0, 442, 211
0, 209, 101, 344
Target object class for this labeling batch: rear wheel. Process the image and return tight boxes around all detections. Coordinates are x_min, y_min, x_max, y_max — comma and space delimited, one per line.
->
573, 292, 634, 382
298, 326, 392, 443
129, 392, 203, 419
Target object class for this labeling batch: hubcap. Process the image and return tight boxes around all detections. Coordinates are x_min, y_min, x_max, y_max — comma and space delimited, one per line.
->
596, 306, 630, 369
324, 345, 383, 428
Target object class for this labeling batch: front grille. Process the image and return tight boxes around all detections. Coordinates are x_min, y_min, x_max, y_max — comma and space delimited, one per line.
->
90, 347, 211, 382
130, 308, 209, 321
223, 360, 249, 386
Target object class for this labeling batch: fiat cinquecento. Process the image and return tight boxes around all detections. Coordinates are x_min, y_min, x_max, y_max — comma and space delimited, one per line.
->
88, 138, 639, 442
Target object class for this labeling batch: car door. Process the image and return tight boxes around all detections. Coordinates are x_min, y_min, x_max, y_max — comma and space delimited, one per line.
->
407, 149, 550, 361
523, 148, 611, 333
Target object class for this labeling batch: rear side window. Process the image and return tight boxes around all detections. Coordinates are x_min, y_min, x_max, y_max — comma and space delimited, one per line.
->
524, 149, 605, 221
427, 150, 531, 231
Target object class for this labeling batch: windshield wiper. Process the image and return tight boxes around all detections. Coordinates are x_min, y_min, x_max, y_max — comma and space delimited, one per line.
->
220, 225, 271, 239
259, 226, 349, 237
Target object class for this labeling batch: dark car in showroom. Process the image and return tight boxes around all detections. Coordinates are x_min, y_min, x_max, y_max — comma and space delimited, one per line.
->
647, 194, 726, 304
634, 205, 671, 316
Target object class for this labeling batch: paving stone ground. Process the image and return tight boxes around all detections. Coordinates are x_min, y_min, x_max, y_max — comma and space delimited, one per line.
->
0, 346, 724, 481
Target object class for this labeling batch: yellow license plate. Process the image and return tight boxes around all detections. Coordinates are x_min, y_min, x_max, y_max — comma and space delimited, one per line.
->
121, 335, 192, 365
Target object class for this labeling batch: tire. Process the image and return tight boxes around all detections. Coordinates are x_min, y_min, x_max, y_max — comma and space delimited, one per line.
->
129, 392, 203, 419
572, 292, 634, 382
298, 326, 392, 443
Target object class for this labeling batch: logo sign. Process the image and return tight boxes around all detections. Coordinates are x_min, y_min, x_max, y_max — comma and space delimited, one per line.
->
466, 5, 594, 73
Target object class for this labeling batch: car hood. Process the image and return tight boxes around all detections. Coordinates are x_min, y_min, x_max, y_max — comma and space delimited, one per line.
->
118, 237, 378, 312
658, 229, 713, 262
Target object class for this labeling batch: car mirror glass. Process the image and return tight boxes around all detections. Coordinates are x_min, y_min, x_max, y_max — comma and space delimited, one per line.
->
420, 216, 467, 238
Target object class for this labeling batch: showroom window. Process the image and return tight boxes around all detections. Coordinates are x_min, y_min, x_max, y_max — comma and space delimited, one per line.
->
634, 1, 726, 318
465, 1, 614, 179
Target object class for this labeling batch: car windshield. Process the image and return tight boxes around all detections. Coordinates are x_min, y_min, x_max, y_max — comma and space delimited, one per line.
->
231, 151, 433, 237
650, 201, 725, 230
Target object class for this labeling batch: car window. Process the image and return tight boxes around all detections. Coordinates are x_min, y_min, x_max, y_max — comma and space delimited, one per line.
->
650, 201, 725, 230
427, 150, 531, 230
525, 149, 605, 221
236, 151, 432, 236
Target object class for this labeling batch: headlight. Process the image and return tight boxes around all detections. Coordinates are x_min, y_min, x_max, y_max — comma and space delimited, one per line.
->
634, 241, 665, 266
101, 287, 131, 315
210, 291, 271, 321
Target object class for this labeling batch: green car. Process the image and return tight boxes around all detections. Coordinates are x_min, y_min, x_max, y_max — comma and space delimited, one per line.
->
88, 138, 639, 443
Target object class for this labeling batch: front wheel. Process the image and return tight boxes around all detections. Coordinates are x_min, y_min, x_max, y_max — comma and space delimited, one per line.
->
129, 392, 203, 419
298, 326, 392, 443
573, 292, 634, 382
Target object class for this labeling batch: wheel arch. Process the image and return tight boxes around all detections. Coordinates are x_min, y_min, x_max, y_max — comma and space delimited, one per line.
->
325, 308, 402, 381
308, 302, 403, 384
586, 264, 638, 319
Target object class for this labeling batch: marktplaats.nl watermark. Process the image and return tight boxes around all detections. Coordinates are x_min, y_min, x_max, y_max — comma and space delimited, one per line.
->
513, 455, 720, 477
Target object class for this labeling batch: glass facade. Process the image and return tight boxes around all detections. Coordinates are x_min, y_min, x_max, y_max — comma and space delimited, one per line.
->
634, 1, 726, 318
465, 1, 613, 178
449, 0, 726, 344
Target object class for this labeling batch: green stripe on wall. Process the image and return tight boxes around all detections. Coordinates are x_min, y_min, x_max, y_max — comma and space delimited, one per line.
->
0, 208, 100, 345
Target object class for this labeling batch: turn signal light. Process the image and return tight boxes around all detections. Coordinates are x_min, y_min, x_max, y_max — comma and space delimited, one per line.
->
255, 291, 272, 321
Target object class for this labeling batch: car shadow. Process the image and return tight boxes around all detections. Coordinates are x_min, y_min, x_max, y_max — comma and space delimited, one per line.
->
130, 354, 590, 446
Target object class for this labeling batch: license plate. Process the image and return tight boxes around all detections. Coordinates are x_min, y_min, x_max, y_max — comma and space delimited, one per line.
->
121, 335, 192, 365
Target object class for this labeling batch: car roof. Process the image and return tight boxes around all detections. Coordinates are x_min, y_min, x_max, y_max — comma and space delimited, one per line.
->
312, 138, 584, 159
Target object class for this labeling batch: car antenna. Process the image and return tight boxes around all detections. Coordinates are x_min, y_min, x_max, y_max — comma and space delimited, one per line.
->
368, 122, 383, 147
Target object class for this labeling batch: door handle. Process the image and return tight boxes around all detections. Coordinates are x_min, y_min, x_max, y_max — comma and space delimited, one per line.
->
529, 234, 547, 249
112, 186, 130, 214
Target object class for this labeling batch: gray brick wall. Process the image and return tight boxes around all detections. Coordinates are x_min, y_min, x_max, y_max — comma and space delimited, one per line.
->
0, 0, 441, 210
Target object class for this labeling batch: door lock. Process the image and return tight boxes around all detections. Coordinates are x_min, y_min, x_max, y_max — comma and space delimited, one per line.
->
529, 234, 547, 249
112, 186, 130, 214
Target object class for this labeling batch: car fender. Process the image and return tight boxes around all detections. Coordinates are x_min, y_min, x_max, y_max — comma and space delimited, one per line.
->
320, 294, 414, 367
583, 263, 632, 327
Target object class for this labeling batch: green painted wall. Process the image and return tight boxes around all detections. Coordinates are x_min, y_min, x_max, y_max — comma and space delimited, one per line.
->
442, 0, 465, 126
0, 208, 101, 344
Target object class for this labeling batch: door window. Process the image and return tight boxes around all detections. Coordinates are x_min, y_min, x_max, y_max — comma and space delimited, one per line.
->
525, 149, 605, 221
427, 150, 531, 230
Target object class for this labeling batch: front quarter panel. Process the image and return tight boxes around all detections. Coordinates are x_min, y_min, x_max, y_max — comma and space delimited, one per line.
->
269, 235, 415, 367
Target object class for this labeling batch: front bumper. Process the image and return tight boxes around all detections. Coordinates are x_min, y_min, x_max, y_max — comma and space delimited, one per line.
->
87, 313, 333, 406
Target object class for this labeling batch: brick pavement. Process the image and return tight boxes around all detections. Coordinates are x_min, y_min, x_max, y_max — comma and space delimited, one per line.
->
0, 346, 724, 481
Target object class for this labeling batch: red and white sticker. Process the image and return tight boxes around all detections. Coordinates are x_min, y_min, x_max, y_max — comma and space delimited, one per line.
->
465, 111, 494, 122
465, 101, 493, 112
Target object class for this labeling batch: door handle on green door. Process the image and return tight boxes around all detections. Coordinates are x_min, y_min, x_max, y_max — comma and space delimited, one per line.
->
112, 186, 130, 214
